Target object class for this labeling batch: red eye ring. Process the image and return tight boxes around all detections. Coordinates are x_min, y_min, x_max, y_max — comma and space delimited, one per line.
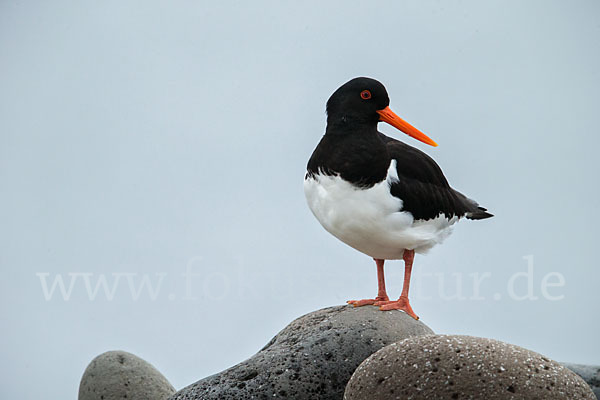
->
360, 90, 371, 100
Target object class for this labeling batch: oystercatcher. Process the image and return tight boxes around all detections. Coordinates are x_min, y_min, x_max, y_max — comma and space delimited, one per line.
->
304, 77, 492, 320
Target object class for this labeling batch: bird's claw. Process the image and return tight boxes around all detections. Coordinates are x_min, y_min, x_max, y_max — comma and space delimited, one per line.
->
347, 296, 390, 307
378, 296, 419, 320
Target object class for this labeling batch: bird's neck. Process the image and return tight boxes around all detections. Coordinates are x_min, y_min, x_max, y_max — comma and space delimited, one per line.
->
308, 123, 390, 187
325, 115, 378, 136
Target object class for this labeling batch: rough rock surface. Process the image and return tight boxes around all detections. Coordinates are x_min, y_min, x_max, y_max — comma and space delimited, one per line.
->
170, 305, 433, 399
79, 350, 176, 400
344, 334, 595, 400
563, 363, 600, 399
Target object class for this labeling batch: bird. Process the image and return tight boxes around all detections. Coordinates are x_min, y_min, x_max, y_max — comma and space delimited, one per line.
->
304, 77, 492, 320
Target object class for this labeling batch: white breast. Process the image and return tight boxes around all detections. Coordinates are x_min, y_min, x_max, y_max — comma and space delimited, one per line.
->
303, 160, 459, 259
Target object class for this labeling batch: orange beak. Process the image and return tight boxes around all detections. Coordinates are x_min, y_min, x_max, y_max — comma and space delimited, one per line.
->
376, 106, 438, 147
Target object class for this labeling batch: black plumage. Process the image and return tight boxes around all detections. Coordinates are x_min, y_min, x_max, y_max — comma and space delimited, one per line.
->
306, 77, 492, 222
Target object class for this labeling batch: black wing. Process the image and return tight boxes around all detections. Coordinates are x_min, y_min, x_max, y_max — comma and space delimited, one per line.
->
381, 133, 493, 221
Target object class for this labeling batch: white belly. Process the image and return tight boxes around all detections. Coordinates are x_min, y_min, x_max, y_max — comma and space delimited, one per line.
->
303, 161, 458, 259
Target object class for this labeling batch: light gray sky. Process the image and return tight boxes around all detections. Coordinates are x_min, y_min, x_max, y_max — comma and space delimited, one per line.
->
1, 1, 599, 398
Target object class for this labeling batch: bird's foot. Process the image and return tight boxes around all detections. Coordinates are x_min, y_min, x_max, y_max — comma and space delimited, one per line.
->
347, 295, 389, 307
378, 296, 419, 320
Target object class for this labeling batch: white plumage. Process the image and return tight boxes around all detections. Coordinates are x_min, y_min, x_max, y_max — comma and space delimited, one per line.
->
304, 160, 459, 259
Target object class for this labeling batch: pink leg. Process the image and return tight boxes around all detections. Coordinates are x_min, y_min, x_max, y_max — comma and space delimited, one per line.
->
347, 258, 390, 307
379, 250, 419, 320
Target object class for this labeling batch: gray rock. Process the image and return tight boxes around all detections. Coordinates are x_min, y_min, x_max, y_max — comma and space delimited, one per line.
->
563, 363, 600, 399
170, 305, 433, 399
344, 334, 595, 400
79, 350, 176, 400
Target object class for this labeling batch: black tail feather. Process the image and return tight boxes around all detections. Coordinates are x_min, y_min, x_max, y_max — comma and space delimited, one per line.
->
467, 206, 494, 220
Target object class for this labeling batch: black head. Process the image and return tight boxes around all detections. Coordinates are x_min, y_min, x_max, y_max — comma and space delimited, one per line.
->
326, 77, 390, 127
325, 77, 438, 147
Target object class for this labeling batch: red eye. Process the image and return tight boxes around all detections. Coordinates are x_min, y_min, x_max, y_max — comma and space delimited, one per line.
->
360, 90, 371, 100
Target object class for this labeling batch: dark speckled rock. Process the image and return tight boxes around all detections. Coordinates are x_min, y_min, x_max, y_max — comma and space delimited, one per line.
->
344, 335, 596, 400
170, 305, 433, 399
563, 363, 600, 399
